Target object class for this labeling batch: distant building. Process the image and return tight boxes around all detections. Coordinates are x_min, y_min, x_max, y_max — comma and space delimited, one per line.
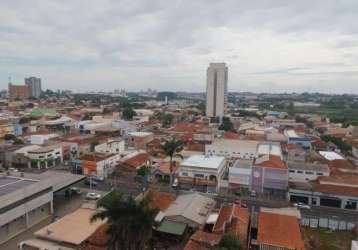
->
8, 83, 30, 100
25, 77, 42, 98
206, 63, 228, 119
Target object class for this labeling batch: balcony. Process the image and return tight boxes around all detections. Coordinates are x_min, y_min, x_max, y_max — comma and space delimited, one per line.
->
177, 176, 217, 186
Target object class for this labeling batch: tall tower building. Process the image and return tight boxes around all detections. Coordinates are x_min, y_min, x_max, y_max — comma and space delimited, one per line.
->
205, 63, 228, 119
25, 77, 42, 98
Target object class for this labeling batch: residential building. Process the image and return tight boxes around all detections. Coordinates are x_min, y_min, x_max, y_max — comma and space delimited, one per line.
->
205, 139, 259, 160
127, 131, 154, 150
206, 63, 228, 119
25, 77, 42, 98
213, 203, 250, 249
184, 231, 222, 250
287, 161, 329, 182
177, 155, 227, 192
8, 83, 30, 100
164, 192, 215, 228
256, 212, 305, 250
94, 138, 125, 155
80, 153, 120, 179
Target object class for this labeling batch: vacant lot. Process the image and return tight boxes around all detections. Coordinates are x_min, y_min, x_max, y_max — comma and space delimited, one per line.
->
302, 227, 356, 250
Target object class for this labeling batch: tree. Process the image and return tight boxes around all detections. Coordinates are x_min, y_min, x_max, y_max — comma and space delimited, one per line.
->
320, 135, 352, 153
162, 113, 174, 128
159, 138, 184, 186
122, 107, 137, 120
219, 117, 234, 132
91, 191, 158, 250
137, 165, 151, 177
214, 234, 242, 250
4, 134, 16, 141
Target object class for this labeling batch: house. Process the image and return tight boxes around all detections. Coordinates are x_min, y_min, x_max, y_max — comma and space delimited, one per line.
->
164, 193, 215, 228
127, 131, 154, 150
177, 155, 227, 192
251, 143, 288, 196
205, 139, 259, 160
287, 161, 330, 182
80, 153, 120, 179
117, 152, 151, 174
213, 204, 250, 249
94, 137, 125, 155
256, 212, 305, 250
184, 231, 222, 250
283, 143, 307, 162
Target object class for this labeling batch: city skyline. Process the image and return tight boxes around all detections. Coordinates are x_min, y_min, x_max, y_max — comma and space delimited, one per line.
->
1, 1, 358, 94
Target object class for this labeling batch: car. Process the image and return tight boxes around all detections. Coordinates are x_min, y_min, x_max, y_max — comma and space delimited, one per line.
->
8, 167, 18, 172
172, 178, 179, 188
250, 190, 257, 197
86, 192, 101, 200
293, 202, 311, 209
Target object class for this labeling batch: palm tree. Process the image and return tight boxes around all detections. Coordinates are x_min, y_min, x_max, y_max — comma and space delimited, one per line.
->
91, 191, 158, 250
160, 137, 184, 186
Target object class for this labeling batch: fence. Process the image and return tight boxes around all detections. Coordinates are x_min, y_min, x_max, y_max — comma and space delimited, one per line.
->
301, 215, 356, 231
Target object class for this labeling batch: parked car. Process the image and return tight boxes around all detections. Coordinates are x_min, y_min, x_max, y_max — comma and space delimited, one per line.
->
293, 202, 311, 209
86, 192, 101, 200
172, 178, 179, 188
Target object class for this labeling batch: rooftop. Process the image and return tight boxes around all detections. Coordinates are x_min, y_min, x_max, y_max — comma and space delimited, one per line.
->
181, 155, 225, 170
0, 176, 37, 197
319, 151, 344, 161
35, 207, 104, 246
287, 161, 329, 172
128, 131, 153, 137
257, 212, 305, 250
209, 139, 259, 149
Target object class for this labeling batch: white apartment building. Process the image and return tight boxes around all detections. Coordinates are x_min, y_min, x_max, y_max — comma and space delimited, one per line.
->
205, 139, 259, 160
177, 155, 227, 192
206, 63, 228, 119
229, 159, 253, 189
287, 161, 330, 182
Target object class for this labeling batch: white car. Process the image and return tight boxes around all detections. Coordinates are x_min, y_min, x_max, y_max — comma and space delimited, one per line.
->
86, 192, 101, 200
293, 202, 311, 209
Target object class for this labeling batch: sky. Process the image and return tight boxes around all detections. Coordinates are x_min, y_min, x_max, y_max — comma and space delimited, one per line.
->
1, 0, 358, 93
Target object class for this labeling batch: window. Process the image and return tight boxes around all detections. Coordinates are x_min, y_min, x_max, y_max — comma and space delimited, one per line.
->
39, 156, 44, 159
194, 174, 204, 178
181, 172, 188, 177
297, 171, 303, 174
55, 152, 60, 155
289, 170, 295, 173
317, 172, 324, 176
305, 171, 314, 175
47, 154, 52, 157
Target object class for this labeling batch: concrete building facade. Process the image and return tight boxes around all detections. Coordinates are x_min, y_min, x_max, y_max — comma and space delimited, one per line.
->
205, 63, 228, 119
25, 77, 42, 98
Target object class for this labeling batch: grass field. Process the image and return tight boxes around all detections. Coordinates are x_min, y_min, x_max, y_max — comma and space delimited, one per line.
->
302, 227, 356, 250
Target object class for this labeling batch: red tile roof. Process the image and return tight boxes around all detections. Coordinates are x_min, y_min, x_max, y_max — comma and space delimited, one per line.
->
223, 131, 240, 139
79, 153, 115, 162
313, 183, 358, 197
254, 155, 286, 169
213, 204, 249, 246
149, 191, 175, 211
122, 153, 150, 168
258, 212, 305, 250
183, 231, 221, 250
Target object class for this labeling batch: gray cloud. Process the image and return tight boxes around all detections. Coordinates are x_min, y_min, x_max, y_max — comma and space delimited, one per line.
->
1, 0, 358, 93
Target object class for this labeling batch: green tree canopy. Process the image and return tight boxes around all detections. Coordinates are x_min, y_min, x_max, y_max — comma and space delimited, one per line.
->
91, 191, 158, 250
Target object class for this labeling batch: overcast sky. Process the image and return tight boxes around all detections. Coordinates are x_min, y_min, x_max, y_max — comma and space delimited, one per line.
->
1, 1, 358, 93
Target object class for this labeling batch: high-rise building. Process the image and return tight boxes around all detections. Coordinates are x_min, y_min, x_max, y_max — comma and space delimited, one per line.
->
25, 77, 42, 98
205, 63, 228, 119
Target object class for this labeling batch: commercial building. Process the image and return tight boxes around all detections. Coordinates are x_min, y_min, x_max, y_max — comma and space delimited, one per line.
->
205, 139, 259, 160
229, 159, 253, 190
251, 143, 288, 195
0, 171, 84, 244
80, 153, 120, 179
287, 161, 329, 182
205, 63, 228, 120
177, 155, 227, 192
8, 83, 30, 100
25, 77, 42, 98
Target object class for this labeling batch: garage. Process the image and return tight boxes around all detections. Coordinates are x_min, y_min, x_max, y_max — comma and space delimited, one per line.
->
320, 197, 341, 208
